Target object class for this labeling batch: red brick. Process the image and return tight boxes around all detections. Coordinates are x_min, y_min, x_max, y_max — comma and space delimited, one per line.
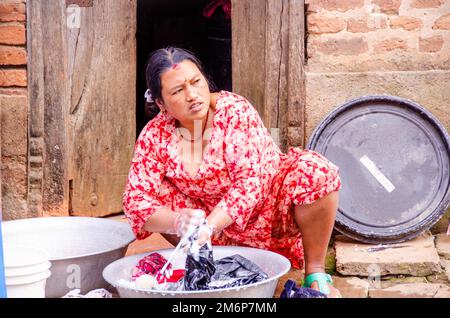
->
0, 46, 27, 65
374, 38, 408, 52
0, 69, 27, 87
433, 14, 450, 30
347, 16, 388, 33
313, 37, 369, 55
0, 25, 26, 45
410, 0, 444, 8
0, 3, 26, 22
419, 35, 444, 52
389, 16, 423, 31
371, 0, 402, 14
308, 13, 346, 34
307, 0, 365, 12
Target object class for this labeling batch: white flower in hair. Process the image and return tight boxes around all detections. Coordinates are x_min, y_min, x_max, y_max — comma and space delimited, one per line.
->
144, 89, 154, 103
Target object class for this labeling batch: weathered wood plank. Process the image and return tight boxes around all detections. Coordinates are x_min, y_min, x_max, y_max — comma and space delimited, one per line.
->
268, 0, 290, 152
231, 0, 266, 117
232, 0, 306, 151
264, 0, 282, 134
68, 0, 136, 217
287, 0, 306, 147
27, 0, 46, 217
28, 0, 70, 216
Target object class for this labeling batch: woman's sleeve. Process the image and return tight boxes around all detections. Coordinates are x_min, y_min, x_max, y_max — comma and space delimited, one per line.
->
216, 98, 279, 232
122, 126, 165, 240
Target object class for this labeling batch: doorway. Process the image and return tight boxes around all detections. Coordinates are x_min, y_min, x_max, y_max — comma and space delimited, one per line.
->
136, 0, 232, 135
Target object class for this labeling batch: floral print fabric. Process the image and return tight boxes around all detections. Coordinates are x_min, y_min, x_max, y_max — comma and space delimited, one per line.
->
123, 91, 342, 268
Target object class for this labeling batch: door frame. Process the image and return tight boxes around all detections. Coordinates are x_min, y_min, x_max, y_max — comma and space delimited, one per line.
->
27, 0, 69, 217
25, 0, 306, 218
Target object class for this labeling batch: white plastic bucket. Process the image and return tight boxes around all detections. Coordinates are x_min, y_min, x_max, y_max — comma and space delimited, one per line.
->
5, 269, 51, 298
3, 244, 51, 298
5, 260, 51, 277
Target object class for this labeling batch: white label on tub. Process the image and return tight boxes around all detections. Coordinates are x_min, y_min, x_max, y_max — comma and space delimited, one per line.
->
360, 155, 395, 193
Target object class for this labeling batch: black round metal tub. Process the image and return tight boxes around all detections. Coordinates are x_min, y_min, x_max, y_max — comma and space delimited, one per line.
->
307, 95, 450, 244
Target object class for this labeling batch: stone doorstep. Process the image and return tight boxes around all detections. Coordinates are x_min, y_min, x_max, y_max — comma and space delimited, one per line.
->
335, 233, 442, 276
380, 275, 428, 288
332, 276, 369, 298
369, 283, 450, 298
426, 258, 450, 284
436, 233, 450, 260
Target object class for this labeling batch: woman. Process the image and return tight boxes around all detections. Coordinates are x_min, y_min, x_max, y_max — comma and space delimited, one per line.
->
123, 47, 342, 297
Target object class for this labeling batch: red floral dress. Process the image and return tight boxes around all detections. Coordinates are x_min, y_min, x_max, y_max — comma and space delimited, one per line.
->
123, 91, 342, 269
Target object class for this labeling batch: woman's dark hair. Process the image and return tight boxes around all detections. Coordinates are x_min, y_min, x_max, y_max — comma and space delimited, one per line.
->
144, 47, 217, 118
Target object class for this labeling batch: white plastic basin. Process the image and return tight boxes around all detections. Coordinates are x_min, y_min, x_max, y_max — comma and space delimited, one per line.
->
6, 270, 51, 298
3, 243, 52, 298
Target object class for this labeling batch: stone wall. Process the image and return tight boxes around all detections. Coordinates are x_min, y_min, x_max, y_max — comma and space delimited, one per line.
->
0, 0, 28, 220
306, 0, 450, 73
304, 0, 450, 232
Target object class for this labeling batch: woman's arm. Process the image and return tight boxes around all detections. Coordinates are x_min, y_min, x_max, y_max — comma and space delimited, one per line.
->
143, 207, 179, 234
206, 206, 234, 234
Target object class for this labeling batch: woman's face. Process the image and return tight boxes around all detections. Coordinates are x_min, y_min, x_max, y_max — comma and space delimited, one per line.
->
157, 60, 211, 125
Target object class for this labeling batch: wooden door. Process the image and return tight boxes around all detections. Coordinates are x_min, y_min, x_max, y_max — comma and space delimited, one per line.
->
231, 0, 306, 151
28, 0, 136, 217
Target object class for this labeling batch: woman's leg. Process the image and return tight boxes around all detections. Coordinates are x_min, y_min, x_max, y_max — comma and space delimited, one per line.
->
294, 190, 341, 297
274, 149, 342, 297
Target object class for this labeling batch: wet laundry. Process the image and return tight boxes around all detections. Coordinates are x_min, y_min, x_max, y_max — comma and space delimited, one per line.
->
131, 252, 185, 284
184, 222, 268, 291
280, 279, 326, 298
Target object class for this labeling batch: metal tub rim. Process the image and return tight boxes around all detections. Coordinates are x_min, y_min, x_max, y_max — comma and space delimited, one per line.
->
2, 216, 136, 261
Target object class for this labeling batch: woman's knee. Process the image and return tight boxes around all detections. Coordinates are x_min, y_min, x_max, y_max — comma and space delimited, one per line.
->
290, 150, 342, 205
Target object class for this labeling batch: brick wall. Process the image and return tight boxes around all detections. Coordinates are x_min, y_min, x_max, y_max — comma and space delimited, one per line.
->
0, 0, 28, 220
304, 0, 450, 233
306, 0, 450, 72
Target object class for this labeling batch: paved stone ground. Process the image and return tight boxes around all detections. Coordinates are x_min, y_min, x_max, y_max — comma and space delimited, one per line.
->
106, 214, 450, 298
333, 232, 450, 298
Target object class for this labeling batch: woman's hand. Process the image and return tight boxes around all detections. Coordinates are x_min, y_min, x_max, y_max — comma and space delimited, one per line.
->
174, 208, 206, 238
195, 222, 215, 247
